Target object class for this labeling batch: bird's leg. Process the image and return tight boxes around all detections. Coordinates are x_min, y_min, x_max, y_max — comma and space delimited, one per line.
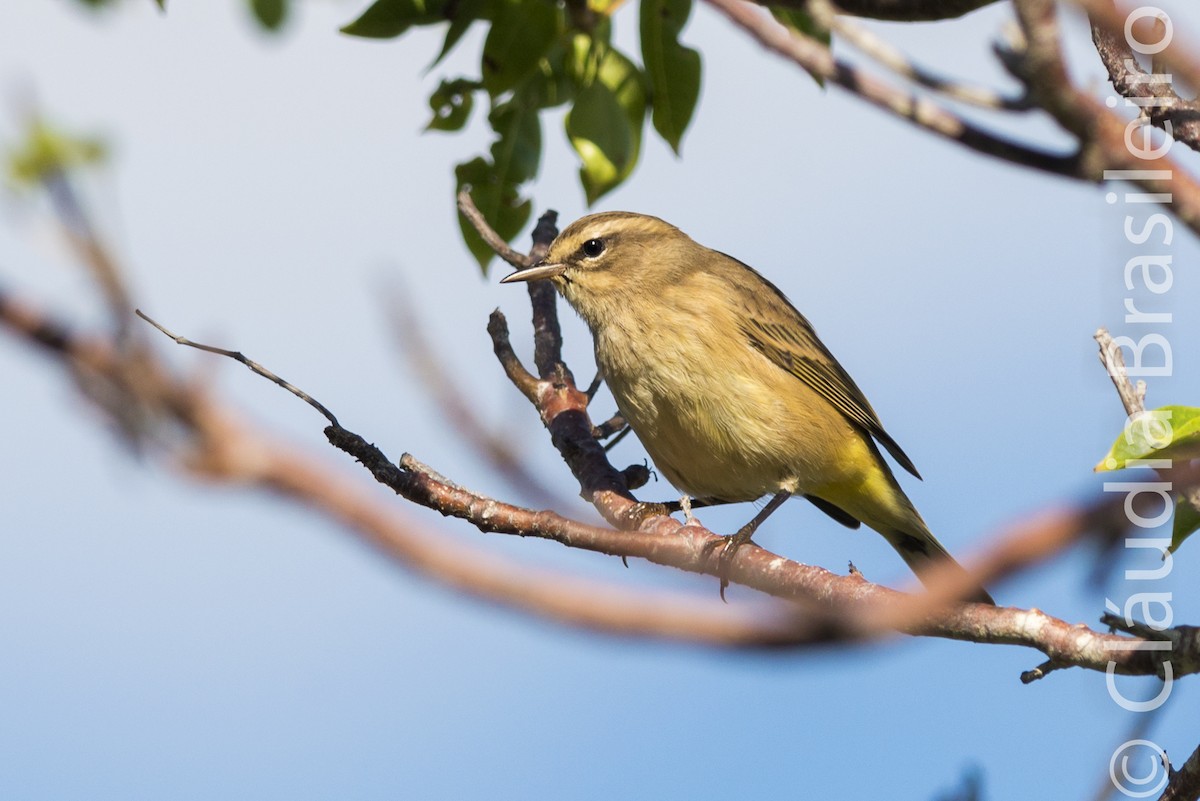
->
625, 495, 727, 528
702, 490, 793, 601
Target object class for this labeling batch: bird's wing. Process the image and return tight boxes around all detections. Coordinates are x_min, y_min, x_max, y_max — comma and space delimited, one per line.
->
721, 253, 922, 480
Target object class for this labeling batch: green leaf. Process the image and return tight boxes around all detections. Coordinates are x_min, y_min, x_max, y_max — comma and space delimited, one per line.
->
769, 6, 829, 86
428, 0, 492, 70
523, 40, 574, 109
154, 0, 166, 9
431, 16, 474, 69
455, 157, 531, 272
1096, 405, 1200, 472
341, 0, 447, 38
250, 0, 288, 29
1171, 493, 1200, 554
566, 82, 629, 204
488, 93, 542, 184
426, 79, 479, 132
7, 121, 107, 188
640, 0, 700, 154
565, 43, 646, 204
481, 0, 560, 97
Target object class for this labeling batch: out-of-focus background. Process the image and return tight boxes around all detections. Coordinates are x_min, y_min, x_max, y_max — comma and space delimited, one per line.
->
2, 2, 1197, 799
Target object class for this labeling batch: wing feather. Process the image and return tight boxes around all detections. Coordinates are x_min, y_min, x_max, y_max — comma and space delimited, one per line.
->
717, 252, 922, 480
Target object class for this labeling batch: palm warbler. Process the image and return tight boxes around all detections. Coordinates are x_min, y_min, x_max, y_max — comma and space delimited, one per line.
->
502, 211, 994, 604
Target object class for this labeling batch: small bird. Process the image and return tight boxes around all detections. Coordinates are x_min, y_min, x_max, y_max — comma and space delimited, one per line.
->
501, 212, 994, 604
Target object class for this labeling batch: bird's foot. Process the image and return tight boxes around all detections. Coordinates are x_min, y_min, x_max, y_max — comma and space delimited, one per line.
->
700, 524, 758, 602
623, 501, 671, 529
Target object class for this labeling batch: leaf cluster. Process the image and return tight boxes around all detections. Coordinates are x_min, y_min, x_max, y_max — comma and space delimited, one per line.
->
342, 0, 703, 269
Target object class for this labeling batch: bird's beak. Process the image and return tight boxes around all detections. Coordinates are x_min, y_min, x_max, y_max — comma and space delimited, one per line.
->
500, 261, 566, 283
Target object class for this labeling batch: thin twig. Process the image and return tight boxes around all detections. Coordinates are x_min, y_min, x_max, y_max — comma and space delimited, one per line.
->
810, 0, 1032, 111
486, 310, 540, 403
135, 309, 341, 427
704, 0, 1083, 177
1095, 327, 1147, 417
455, 189, 530, 270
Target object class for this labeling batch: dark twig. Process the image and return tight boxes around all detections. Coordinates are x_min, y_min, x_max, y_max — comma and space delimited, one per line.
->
593, 413, 627, 440
136, 309, 341, 427
1090, 16, 1200, 154
1020, 659, 1069, 684
486, 310, 540, 404
527, 211, 568, 382
760, 0, 997, 22
603, 425, 632, 452
1159, 741, 1200, 801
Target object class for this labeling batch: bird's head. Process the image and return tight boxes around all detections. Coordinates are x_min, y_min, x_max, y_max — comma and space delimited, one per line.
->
500, 211, 694, 326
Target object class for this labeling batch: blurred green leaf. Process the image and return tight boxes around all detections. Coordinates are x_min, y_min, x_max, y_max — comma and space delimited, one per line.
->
1171, 494, 1200, 554
428, 0, 494, 69
154, 0, 166, 9
455, 157, 531, 271
481, 0, 559, 96
524, 40, 577, 110
565, 44, 645, 204
426, 79, 479, 131
640, 0, 700, 154
249, 0, 288, 29
342, 0, 447, 38
1096, 405, 1200, 471
489, 93, 541, 184
8, 121, 107, 188
566, 82, 629, 204
769, 6, 829, 86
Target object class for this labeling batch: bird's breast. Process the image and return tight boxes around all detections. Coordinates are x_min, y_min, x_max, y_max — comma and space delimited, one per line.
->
593, 306, 851, 501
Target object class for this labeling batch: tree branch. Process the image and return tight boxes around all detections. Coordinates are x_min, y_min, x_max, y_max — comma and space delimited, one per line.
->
760, 0, 998, 22
704, 0, 1085, 177
1159, 741, 1200, 801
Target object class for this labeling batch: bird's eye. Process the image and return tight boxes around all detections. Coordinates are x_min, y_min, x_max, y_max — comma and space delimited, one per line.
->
581, 238, 605, 258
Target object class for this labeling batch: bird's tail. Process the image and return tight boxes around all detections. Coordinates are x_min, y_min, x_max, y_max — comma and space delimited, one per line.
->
820, 438, 995, 604
881, 520, 996, 606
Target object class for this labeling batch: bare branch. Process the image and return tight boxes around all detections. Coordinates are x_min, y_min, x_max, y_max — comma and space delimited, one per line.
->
1006, 0, 1200, 235
810, 0, 1032, 111
455, 189, 530, 270
1090, 15, 1200, 154
136, 309, 341, 427
385, 285, 567, 509
704, 0, 1084, 177
1095, 327, 1147, 417
1159, 742, 1200, 801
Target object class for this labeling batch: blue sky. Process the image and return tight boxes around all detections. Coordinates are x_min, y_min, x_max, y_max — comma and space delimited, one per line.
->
2, 1, 1199, 799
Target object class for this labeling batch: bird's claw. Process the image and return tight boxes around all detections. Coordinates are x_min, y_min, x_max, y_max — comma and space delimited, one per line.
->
624, 501, 670, 528
700, 526, 757, 602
